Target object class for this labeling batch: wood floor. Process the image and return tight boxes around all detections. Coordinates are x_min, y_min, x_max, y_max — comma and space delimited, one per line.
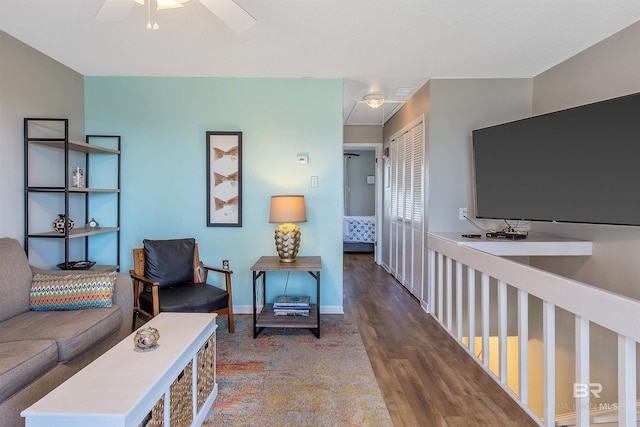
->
343, 252, 538, 427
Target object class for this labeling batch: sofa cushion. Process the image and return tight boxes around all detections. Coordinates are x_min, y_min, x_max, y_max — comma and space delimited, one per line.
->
0, 340, 58, 402
0, 238, 34, 322
30, 271, 116, 311
0, 306, 121, 363
143, 238, 195, 289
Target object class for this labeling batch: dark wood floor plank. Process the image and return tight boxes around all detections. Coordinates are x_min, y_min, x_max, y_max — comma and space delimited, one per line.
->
343, 252, 538, 427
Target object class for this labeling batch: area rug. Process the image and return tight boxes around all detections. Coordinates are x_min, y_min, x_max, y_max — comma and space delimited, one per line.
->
203, 315, 393, 427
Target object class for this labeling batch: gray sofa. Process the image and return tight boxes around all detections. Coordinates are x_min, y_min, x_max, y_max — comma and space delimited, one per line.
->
0, 237, 133, 427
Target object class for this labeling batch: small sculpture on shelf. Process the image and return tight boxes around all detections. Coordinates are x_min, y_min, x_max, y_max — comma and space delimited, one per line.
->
85, 218, 100, 231
134, 327, 160, 351
52, 214, 74, 234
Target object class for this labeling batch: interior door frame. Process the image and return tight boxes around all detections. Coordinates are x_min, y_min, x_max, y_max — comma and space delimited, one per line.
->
343, 142, 383, 265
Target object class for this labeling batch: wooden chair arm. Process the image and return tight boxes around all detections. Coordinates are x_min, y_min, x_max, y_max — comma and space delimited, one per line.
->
129, 270, 160, 287
129, 270, 161, 317
198, 262, 233, 294
201, 264, 233, 275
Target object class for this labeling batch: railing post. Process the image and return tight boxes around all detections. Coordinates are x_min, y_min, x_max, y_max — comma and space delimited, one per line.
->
618, 335, 637, 427
427, 249, 435, 314
575, 316, 589, 426
456, 262, 463, 340
543, 301, 556, 427
468, 267, 476, 355
437, 253, 443, 321
498, 280, 508, 384
481, 273, 490, 368
446, 257, 453, 329
518, 289, 528, 405
434, 252, 444, 322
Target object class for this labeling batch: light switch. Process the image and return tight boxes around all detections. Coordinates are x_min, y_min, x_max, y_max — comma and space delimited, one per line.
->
311, 176, 318, 188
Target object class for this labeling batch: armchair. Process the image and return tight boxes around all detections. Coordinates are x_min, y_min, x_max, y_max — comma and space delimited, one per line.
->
130, 238, 234, 333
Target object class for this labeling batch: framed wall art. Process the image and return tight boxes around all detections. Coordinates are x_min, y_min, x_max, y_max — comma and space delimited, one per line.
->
206, 131, 242, 227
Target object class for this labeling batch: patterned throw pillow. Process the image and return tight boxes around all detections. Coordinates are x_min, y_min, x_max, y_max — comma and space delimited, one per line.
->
30, 272, 116, 311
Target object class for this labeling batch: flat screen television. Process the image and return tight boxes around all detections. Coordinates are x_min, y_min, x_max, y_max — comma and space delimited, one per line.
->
472, 92, 640, 226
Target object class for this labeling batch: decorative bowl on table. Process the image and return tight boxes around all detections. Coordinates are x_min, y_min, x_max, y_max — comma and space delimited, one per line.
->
134, 327, 160, 351
56, 260, 96, 270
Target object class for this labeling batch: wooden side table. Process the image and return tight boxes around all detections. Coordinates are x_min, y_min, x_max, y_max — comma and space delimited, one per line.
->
250, 256, 322, 338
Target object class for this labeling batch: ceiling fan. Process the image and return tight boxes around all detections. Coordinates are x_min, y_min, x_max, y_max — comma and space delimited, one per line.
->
96, 0, 256, 32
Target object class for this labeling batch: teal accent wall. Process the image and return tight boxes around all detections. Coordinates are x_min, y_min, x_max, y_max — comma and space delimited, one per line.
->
84, 77, 344, 311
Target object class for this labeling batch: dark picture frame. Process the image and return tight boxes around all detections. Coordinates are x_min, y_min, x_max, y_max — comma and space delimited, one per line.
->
206, 131, 242, 227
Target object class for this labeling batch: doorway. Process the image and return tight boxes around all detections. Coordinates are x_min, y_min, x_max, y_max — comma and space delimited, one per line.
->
343, 143, 383, 265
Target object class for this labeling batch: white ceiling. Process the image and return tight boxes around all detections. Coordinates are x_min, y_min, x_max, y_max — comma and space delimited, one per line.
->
1, 0, 639, 125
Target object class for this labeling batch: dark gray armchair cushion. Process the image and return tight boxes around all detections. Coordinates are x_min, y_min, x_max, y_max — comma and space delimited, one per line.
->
139, 282, 228, 315
143, 238, 195, 289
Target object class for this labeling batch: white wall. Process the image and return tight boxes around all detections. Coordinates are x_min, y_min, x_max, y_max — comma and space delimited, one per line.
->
381, 78, 532, 252
426, 78, 532, 232
531, 21, 640, 300
343, 125, 382, 145
533, 22, 640, 116
529, 21, 640, 412
344, 150, 375, 216
0, 31, 85, 242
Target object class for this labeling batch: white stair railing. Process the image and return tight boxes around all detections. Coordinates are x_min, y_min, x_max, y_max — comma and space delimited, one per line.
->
426, 232, 640, 427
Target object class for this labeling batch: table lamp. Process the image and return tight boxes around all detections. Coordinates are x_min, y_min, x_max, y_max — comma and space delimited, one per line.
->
269, 195, 307, 262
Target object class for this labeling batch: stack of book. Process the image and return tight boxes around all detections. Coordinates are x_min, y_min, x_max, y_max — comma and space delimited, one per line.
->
273, 295, 310, 316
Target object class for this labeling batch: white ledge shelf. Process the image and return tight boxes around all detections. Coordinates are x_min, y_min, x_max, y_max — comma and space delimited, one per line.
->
430, 232, 593, 256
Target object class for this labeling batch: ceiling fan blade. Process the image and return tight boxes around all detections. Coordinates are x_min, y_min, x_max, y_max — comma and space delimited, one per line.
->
198, 0, 256, 32
95, 0, 135, 22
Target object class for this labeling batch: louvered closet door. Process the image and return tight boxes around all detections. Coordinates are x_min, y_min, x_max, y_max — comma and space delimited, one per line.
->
409, 124, 424, 299
389, 140, 399, 279
401, 131, 412, 290
390, 134, 406, 281
389, 119, 425, 296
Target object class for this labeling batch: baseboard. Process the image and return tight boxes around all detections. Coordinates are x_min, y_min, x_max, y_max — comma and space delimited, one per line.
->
233, 305, 344, 315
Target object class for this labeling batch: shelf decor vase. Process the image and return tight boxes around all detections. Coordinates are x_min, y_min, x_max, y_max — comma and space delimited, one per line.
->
53, 214, 74, 234
134, 327, 160, 351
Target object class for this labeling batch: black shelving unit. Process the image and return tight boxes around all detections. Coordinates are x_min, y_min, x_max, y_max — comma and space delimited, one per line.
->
24, 118, 121, 271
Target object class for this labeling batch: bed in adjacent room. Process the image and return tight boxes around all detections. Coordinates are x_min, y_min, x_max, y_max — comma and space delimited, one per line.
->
343, 215, 375, 253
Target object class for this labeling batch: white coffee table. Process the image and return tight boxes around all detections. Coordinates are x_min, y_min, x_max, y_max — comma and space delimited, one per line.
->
22, 312, 218, 427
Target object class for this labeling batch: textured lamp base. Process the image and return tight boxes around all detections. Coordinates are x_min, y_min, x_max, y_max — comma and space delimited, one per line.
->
274, 223, 301, 262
